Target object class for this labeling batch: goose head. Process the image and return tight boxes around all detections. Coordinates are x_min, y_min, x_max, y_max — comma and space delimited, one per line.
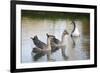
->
31, 35, 38, 41
62, 30, 69, 36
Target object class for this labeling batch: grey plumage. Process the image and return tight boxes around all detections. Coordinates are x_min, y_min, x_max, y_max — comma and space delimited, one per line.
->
31, 35, 47, 49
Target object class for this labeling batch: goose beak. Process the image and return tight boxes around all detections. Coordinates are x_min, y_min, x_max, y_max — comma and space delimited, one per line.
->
30, 37, 33, 39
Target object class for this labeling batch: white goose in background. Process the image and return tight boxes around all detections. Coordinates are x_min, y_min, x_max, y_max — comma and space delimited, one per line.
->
71, 21, 80, 37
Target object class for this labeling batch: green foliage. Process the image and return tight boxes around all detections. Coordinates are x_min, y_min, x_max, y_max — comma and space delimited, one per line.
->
21, 10, 90, 21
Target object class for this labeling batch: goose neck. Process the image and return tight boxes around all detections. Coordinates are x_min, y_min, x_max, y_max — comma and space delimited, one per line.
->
47, 37, 51, 50
61, 34, 65, 43
72, 22, 76, 33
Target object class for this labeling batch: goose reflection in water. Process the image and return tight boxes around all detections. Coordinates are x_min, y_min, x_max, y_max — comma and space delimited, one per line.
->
46, 30, 69, 60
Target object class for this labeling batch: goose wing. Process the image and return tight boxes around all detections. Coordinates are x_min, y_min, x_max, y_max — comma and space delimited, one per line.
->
51, 37, 60, 52
33, 37, 47, 49
52, 37, 60, 44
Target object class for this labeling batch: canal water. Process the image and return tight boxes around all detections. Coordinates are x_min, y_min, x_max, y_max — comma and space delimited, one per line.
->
21, 11, 90, 63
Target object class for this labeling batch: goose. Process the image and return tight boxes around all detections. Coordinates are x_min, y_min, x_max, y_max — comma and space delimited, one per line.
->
46, 34, 54, 61
48, 30, 69, 47
46, 34, 59, 53
71, 21, 80, 37
31, 35, 54, 53
31, 35, 54, 61
46, 30, 69, 59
